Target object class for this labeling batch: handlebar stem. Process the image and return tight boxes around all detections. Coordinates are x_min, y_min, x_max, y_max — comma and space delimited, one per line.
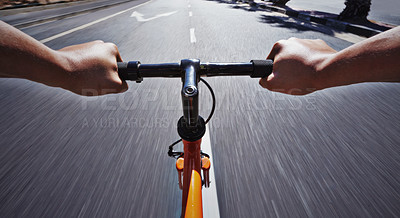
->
181, 59, 200, 128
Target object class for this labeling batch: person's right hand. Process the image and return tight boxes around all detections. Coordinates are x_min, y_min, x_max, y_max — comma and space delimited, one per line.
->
259, 38, 337, 95
56, 40, 128, 96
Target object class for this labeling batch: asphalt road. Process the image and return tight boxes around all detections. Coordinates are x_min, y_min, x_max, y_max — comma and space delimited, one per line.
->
1, 0, 399, 217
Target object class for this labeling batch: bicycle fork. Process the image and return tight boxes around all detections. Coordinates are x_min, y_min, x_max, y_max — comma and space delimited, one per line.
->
175, 139, 211, 217
175, 146, 211, 190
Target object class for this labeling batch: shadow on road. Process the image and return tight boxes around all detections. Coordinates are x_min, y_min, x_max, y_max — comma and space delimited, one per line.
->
259, 14, 335, 35
207, 0, 336, 36
206, 0, 264, 12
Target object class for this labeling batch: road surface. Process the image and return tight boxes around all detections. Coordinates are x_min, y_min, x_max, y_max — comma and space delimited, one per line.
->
0, 0, 399, 217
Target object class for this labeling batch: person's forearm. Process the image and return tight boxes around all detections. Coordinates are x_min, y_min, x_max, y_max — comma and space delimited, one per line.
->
317, 26, 400, 90
0, 21, 69, 87
0, 21, 127, 96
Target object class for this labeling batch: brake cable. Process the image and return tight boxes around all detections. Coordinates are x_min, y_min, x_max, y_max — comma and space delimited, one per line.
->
168, 78, 216, 159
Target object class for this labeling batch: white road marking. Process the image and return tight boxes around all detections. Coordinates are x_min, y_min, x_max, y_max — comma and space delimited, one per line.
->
130, 10, 177, 22
39, 0, 152, 43
189, 11, 193, 17
190, 28, 196, 43
201, 124, 221, 218
188, 4, 191, 8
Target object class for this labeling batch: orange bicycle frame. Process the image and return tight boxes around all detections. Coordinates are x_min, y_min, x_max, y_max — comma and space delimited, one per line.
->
181, 139, 203, 218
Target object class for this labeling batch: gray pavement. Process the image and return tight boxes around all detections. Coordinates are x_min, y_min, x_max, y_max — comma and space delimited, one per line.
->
1, 0, 400, 217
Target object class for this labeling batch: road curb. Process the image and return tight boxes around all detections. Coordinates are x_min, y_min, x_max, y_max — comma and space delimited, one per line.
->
11, 0, 133, 28
238, 0, 388, 37
1, 2, 42, 10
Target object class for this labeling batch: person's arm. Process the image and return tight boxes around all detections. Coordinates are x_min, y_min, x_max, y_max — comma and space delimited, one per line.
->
0, 21, 127, 96
260, 26, 400, 95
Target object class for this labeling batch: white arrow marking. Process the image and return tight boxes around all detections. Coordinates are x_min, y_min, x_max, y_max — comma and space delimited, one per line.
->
130, 11, 177, 22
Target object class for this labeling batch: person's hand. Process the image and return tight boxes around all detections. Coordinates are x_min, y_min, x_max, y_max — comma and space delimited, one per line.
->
260, 38, 337, 95
57, 40, 128, 96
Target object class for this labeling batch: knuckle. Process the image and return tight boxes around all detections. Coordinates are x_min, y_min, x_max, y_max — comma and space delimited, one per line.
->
274, 40, 284, 47
106, 42, 118, 50
105, 43, 120, 56
272, 40, 284, 50
274, 38, 291, 49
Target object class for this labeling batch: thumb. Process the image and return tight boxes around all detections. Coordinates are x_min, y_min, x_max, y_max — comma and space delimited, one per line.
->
259, 73, 275, 90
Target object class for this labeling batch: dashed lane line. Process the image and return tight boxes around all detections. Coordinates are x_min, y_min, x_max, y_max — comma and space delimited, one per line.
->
190, 28, 196, 43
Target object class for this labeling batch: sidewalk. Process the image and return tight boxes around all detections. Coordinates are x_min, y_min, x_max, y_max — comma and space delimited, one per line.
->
0, 0, 97, 10
284, 0, 400, 26
0, 0, 96, 15
243, 0, 395, 37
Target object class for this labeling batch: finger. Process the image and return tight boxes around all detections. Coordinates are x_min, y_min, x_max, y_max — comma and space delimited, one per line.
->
267, 72, 274, 82
105, 42, 123, 62
120, 80, 128, 93
259, 78, 268, 89
115, 48, 123, 62
110, 68, 128, 93
267, 40, 284, 60
259, 73, 274, 89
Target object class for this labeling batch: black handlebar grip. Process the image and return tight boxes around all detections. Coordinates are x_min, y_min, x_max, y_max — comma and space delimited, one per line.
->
117, 61, 142, 82
250, 59, 273, 78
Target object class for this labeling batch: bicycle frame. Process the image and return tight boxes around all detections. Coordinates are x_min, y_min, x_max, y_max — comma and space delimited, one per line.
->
182, 139, 203, 217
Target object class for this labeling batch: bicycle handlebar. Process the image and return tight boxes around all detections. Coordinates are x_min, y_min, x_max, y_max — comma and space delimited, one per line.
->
117, 59, 273, 135
117, 59, 273, 82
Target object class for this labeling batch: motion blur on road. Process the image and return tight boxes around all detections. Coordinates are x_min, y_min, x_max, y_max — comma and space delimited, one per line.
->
0, 0, 399, 217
